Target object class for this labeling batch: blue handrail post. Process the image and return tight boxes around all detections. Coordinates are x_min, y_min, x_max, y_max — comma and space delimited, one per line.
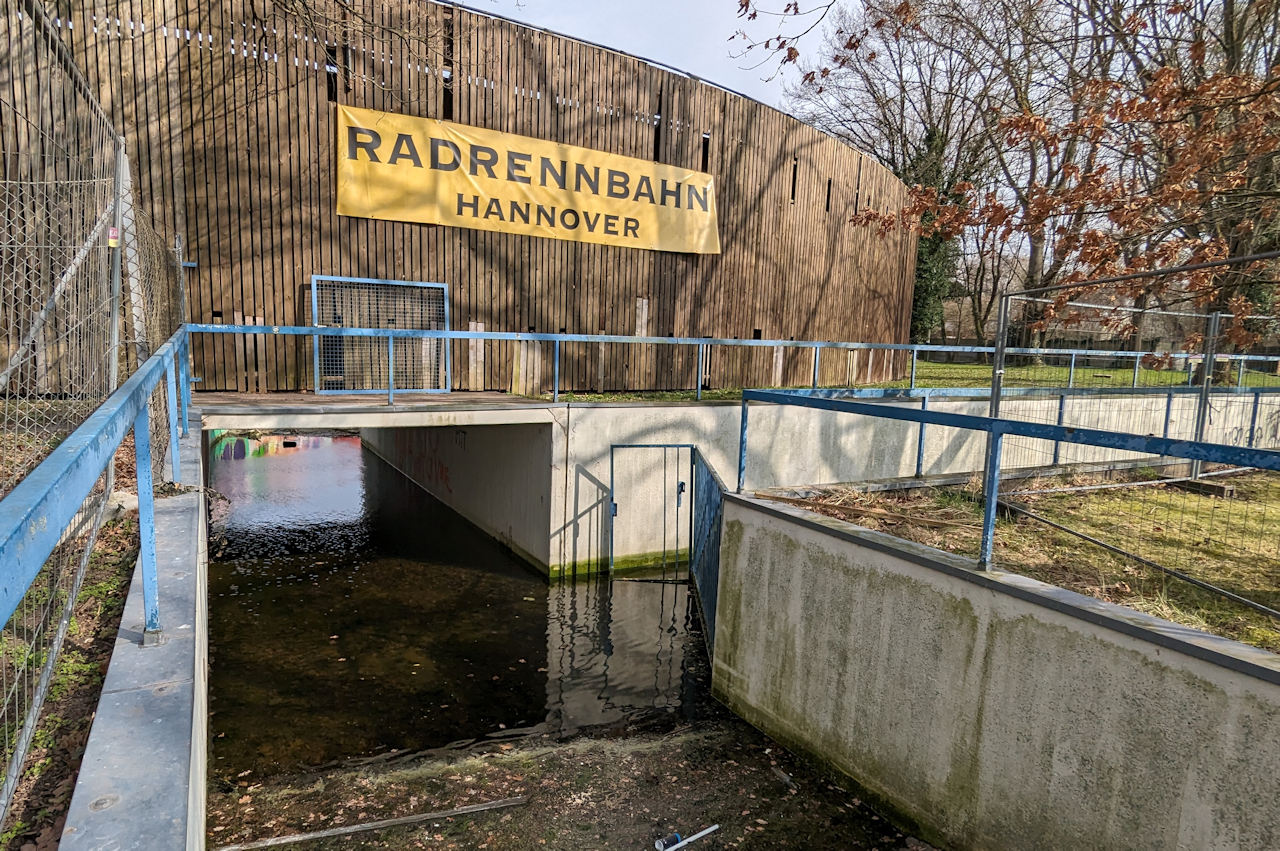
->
1068, 353, 1076, 388
696, 343, 704, 401
553, 340, 560, 402
914, 396, 928, 477
1249, 391, 1261, 448
178, 333, 191, 436
1052, 393, 1066, 466
133, 407, 161, 639
1163, 392, 1174, 440
910, 349, 918, 389
811, 347, 820, 388
163, 357, 181, 483
979, 429, 1005, 569
387, 336, 395, 405
736, 399, 749, 493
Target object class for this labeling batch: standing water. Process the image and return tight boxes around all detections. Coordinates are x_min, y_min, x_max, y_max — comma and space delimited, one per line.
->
207, 432, 708, 777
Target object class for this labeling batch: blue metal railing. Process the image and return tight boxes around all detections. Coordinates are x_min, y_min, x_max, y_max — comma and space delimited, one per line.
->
737, 388, 1280, 569
0, 328, 190, 636
184, 323, 1280, 400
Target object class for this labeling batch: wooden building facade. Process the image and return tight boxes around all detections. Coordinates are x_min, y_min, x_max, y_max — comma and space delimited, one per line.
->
60, 0, 918, 392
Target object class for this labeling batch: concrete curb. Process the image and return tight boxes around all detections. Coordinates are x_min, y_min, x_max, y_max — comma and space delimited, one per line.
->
62, 420, 207, 850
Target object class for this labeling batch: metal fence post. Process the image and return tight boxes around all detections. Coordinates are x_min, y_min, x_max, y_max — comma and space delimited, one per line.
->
910, 349, 918, 388
179, 334, 191, 436
1163, 392, 1174, 440
1068, 353, 1076, 388
990, 295, 1011, 417
133, 408, 161, 638
1237, 356, 1246, 388
979, 429, 1005, 569
1191, 312, 1222, 478
915, 397, 928, 477
174, 233, 188, 324
553, 339, 560, 402
812, 347, 820, 388
1131, 354, 1141, 388
164, 358, 180, 482
1052, 394, 1066, 466
696, 343, 704, 401
387, 336, 395, 404
108, 143, 126, 392
1249, 391, 1261, 448
737, 399, 749, 493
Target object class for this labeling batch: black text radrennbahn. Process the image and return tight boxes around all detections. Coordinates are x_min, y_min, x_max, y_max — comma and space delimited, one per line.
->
346, 126, 713, 228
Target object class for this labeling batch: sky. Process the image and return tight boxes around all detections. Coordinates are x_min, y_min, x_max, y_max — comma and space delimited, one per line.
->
463, 0, 798, 109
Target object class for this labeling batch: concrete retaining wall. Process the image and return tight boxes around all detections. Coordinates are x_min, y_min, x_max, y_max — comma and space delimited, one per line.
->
361, 393, 1270, 574
713, 494, 1280, 850
361, 424, 553, 568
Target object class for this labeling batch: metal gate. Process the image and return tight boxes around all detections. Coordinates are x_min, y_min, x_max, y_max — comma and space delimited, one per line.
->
608, 443, 726, 652
608, 444, 693, 577
310, 274, 450, 394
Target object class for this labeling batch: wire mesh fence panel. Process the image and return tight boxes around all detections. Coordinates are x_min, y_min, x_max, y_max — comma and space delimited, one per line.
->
0, 1, 120, 499
988, 295, 1280, 645
0, 0, 121, 820
311, 277, 448, 393
0, 0, 184, 824
994, 297, 1217, 471
0, 473, 110, 817
997, 466, 1280, 653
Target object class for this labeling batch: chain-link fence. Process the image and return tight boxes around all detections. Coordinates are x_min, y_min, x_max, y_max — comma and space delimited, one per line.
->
983, 287, 1280, 655
0, 0, 183, 823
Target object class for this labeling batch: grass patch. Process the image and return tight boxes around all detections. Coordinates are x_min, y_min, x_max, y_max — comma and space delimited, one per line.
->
521, 359, 1280, 402
792, 470, 1280, 653
1, 514, 139, 849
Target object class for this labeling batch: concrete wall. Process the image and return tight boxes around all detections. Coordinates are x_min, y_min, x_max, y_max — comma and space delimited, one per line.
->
359, 393, 1270, 574
713, 494, 1280, 850
361, 424, 553, 568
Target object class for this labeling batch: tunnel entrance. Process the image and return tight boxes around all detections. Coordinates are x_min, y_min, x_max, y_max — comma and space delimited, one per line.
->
205, 431, 709, 778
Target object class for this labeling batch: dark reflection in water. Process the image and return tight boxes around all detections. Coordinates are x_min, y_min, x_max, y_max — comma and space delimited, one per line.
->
208, 433, 708, 777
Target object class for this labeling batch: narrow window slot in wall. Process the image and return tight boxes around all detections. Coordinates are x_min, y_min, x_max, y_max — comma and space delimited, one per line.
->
853, 159, 863, 214
442, 9, 455, 120
825, 178, 832, 212
701, 133, 711, 172
789, 156, 798, 204
653, 88, 664, 162
324, 44, 339, 102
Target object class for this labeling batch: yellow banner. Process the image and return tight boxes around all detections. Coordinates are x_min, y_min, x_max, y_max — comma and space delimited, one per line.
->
335, 105, 720, 254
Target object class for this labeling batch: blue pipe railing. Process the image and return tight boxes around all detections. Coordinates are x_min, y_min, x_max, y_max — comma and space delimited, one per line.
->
0, 328, 188, 636
737, 388, 1280, 569
185, 323, 1280, 400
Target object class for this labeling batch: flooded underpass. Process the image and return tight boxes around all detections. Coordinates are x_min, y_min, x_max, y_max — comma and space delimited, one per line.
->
205, 432, 922, 849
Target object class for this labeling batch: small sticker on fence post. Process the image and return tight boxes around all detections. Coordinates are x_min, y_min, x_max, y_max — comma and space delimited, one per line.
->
107, 226, 120, 247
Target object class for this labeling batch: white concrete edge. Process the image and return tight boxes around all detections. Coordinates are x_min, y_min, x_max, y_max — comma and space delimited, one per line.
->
200, 406, 560, 430
187, 486, 208, 850
726, 492, 1280, 686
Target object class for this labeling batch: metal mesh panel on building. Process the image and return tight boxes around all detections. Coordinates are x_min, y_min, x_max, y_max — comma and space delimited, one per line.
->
311, 276, 449, 393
